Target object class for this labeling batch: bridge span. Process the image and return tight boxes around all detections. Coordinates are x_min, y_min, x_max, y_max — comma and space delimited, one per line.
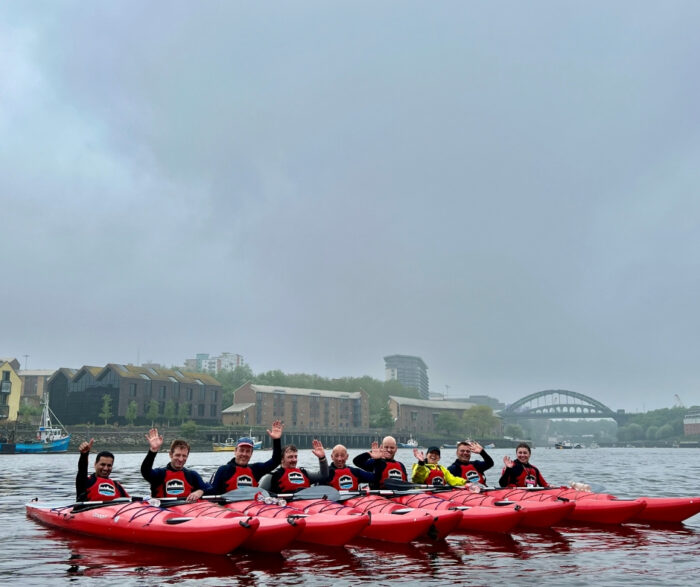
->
499, 389, 627, 425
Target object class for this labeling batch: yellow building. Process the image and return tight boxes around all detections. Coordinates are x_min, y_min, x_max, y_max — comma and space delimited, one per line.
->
0, 358, 23, 421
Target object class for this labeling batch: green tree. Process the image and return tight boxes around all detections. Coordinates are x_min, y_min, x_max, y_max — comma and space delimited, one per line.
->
125, 401, 138, 426
99, 394, 113, 425
646, 425, 659, 440
177, 402, 190, 423
370, 404, 395, 428
504, 424, 524, 439
436, 412, 463, 436
462, 406, 498, 438
147, 400, 159, 425
18, 404, 41, 425
656, 423, 675, 439
181, 420, 197, 438
164, 400, 176, 426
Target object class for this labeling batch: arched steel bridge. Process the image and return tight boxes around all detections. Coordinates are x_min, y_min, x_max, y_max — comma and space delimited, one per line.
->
499, 389, 626, 423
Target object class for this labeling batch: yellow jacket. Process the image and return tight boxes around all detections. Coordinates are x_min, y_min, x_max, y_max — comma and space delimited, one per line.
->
411, 463, 467, 487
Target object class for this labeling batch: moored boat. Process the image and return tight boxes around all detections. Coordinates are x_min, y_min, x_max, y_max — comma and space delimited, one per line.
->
397, 436, 419, 449
13, 394, 70, 454
26, 499, 259, 554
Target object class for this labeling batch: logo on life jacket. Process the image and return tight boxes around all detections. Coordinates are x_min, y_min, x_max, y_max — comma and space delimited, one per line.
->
388, 468, 403, 480
288, 472, 305, 485
97, 482, 116, 497
165, 479, 186, 495
525, 474, 537, 487
236, 475, 253, 487
431, 477, 445, 486
466, 470, 481, 483
338, 475, 354, 489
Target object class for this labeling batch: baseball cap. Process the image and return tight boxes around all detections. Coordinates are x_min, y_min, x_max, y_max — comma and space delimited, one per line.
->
427, 446, 441, 455
236, 437, 255, 448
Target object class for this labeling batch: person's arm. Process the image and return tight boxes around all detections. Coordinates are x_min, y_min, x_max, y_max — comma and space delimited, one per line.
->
349, 466, 375, 484
185, 470, 212, 501
411, 462, 430, 484
76, 451, 89, 499
352, 452, 373, 470
499, 457, 517, 487
477, 449, 495, 471
536, 466, 549, 488
442, 466, 467, 487
140, 450, 158, 482
252, 437, 283, 480
306, 455, 330, 484
209, 464, 231, 495
268, 468, 284, 494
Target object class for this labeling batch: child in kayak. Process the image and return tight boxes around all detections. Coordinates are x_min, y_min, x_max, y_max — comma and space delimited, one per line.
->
76, 438, 129, 501
499, 443, 549, 488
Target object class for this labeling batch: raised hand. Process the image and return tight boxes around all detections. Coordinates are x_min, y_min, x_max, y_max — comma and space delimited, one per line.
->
79, 438, 94, 454
267, 420, 283, 440
503, 455, 514, 468
369, 441, 383, 459
468, 441, 483, 453
413, 448, 426, 461
146, 428, 163, 452
311, 439, 326, 460
186, 489, 204, 503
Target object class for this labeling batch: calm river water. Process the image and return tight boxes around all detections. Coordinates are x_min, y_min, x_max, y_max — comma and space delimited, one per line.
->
1, 447, 698, 586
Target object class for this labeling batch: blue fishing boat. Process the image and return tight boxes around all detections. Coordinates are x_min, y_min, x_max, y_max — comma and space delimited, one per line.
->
14, 395, 70, 453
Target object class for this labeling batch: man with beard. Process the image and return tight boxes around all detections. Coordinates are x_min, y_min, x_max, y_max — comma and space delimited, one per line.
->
76, 438, 129, 501
269, 440, 329, 493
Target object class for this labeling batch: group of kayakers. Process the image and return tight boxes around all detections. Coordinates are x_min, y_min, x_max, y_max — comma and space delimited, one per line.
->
76, 423, 548, 503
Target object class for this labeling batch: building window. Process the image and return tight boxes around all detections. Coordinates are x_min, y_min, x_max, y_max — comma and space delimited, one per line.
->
210, 405, 217, 417
198, 404, 205, 417
411, 411, 418, 422
159, 386, 166, 399
129, 383, 137, 398
186, 388, 193, 401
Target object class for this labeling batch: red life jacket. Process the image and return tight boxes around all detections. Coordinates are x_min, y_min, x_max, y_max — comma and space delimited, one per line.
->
501, 464, 541, 488
424, 467, 446, 486
457, 463, 486, 484
223, 466, 257, 491
156, 469, 194, 498
85, 476, 128, 501
275, 468, 311, 492
379, 461, 406, 488
328, 467, 359, 491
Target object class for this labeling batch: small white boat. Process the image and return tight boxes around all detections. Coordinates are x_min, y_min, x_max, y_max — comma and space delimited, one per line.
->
15, 394, 70, 454
397, 436, 418, 449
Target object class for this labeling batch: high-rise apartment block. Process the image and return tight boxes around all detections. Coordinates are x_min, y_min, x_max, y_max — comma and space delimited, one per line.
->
384, 354, 429, 399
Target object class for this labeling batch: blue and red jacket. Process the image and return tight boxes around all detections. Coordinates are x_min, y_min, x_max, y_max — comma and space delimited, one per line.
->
498, 461, 549, 488
209, 438, 282, 493
352, 452, 408, 489
76, 452, 129, 501
141, 450, 212, 498
326, 463, 375, 491
447, 450, 494, 485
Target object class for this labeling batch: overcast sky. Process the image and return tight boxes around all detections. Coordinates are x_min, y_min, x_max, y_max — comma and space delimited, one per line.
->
2, 2, 699, 412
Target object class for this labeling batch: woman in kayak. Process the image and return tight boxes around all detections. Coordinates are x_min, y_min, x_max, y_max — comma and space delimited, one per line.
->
412, 446, 468, 487
499, 443, 549, 488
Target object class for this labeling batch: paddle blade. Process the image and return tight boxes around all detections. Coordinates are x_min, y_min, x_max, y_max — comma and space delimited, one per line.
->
284, 485, 341, 501
221, 486, 270, 502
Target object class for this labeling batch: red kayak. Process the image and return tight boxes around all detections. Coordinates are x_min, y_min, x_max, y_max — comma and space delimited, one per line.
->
633, 497, 700, 523
160, 500, 306, 552
415, 491, 523, 533
26, 499, 258, 555
390, 492, 524, 533
485, 488, 646, 525
315, 495, 435, 543
223, 499, 369, 546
